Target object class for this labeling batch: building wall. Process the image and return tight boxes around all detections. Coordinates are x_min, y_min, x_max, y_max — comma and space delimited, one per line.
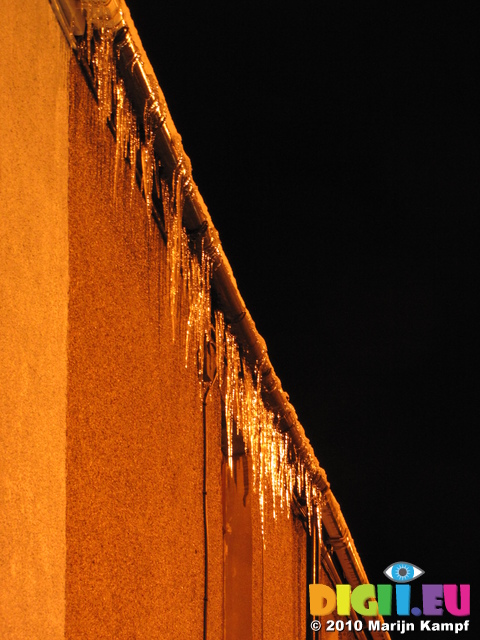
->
66, 59, 223, 639
1, 3, 323, 638
224, 452, 307, 640
66, 55, 307, 640
0, 1, 69, 638
257, 495, 307, 640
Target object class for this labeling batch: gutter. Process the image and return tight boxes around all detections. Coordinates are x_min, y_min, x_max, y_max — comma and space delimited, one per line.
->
53, 2, 391, 637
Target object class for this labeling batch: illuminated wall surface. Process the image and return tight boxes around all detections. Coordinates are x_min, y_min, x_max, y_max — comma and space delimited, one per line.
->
0, 1, 68, 638
0, 2, 383, 639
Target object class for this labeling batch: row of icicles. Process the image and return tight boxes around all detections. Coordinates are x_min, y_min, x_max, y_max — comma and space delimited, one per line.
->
79, 7, 322, 542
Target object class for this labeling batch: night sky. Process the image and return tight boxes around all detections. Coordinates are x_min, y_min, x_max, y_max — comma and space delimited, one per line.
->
127, 0, 477, 627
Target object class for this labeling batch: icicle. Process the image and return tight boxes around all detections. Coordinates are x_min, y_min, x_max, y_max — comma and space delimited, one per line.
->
258, 426, 266, 540
129, 114, 140, 200
114, 78, 125, 197
113, 77, 140, 229
161, 166, 214, 384
219, 327, 318, 545
184, 239, 212, 380
81, 0, 94, 64
305, 471, 312, 535
224, 330, 240, 472
198, 243, 213, 380
95, 25, 115, 125
215, 310, 225, 390
163, 170, 185, 341
82, 1, 116, 125
314, 488, 323, 552
141, 102, 156, 219
114, 79, 129, 196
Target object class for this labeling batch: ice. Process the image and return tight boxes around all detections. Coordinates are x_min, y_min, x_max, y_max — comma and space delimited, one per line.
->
162, 170, 185, 341
185, 238, 212, 379
82, 1, 115, 124
141, 102, 156, 219
214, 310, 225, 390
114, 78, 139, 203
74, 9, 323, 547
94, 26, 114, 125
216, 327, 323, 543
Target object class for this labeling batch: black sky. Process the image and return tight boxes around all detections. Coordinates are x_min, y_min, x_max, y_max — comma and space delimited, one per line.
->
128, 0, 477, 625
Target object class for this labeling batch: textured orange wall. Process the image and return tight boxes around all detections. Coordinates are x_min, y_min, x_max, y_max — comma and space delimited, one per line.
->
253, 491, 307, 640
224, 456, 253, 640
2, 7, 358, 639
0, 2, 69, 637
224, 454, 307, 640
66, 54, 311, 638
66, 58, 223, 639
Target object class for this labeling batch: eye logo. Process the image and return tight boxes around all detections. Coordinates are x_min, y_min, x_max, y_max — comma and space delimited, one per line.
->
384, 561, 424, 583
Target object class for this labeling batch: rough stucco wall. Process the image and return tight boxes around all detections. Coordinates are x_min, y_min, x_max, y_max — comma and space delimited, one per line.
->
67, 58, 223, 639
0, 1, 69, 637
252, 487, 307, 640
205, 386, 225, 640
224, 455, 253, 640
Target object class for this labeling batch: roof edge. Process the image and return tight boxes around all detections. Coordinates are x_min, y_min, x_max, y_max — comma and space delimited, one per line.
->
52, 2, 391, 635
